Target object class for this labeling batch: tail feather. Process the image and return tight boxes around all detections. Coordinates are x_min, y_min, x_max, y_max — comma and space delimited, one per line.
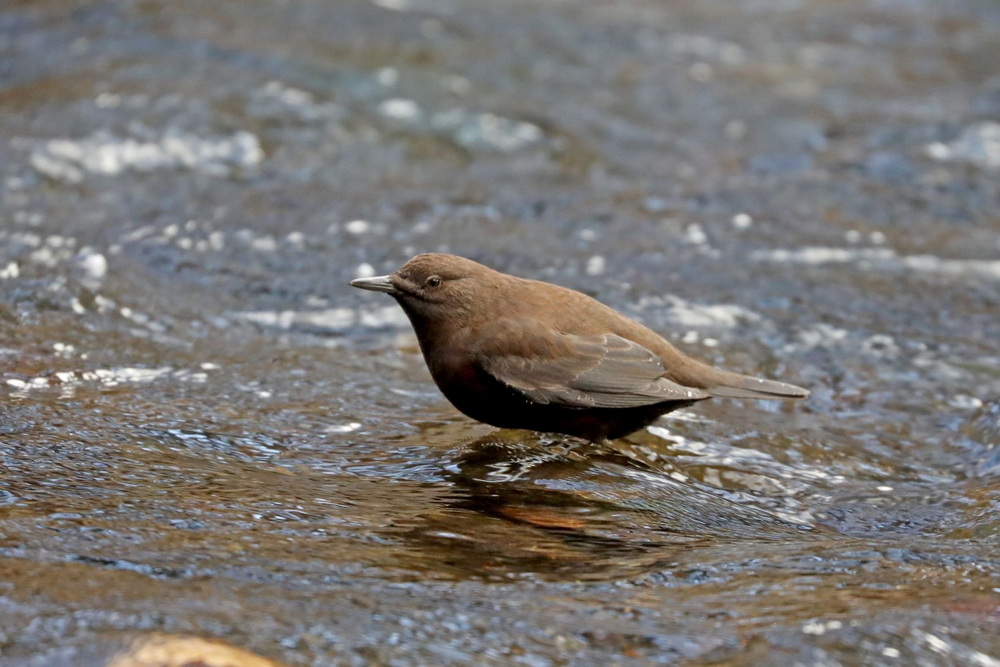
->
707, 372, 809, 400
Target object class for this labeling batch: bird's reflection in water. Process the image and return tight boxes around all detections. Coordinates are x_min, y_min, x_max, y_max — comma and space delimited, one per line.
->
399, 430, 817, 580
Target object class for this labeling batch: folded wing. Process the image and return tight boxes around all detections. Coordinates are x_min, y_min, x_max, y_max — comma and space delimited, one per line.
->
475, 321, 710, 409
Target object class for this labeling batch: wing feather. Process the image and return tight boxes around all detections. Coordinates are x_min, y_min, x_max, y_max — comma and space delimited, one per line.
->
475, 321, 709, 409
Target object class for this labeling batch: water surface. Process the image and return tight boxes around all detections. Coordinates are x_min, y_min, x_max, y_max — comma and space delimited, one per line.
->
1, 0, 999, 664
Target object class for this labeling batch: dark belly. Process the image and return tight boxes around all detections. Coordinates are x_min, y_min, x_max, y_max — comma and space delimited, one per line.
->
433, 365, 700, 441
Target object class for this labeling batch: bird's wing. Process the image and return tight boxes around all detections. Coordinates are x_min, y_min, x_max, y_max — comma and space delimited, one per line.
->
474, 321, 710, 409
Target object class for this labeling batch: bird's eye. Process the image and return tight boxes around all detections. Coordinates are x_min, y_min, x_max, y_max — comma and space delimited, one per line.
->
425, 276, 442, 288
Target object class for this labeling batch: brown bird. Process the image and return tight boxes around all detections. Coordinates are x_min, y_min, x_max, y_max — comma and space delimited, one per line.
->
351, 254, 808, 441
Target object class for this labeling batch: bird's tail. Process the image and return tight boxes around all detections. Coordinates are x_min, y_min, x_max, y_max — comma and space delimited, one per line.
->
706, 370, 809, 400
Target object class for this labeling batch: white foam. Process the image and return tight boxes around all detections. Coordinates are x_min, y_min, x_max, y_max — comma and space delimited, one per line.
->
118, 305, 165, 333
788, 324, 850, 351
260, 81, 313, 108
83, 367, 173, 384
326, 422, 362, 433
925, 122, 1000, 170
754, 246, 895, 264
639, 294, 760, 329
647, 426, 845, 487
860, 334, 898, 357
731, 213, 753, 229
900, 254, 1000, 280
378, 98, 420, 121
71, 248, 108, 288
948, 395, 983, 410
250, 236, 278, 252
30, 129, 263, 182
914, 630, 1000, 667
585, 255, 605, 276
237, 305, 407, 333
431, 109, 543, 152
0, 262, 18, 279
345, 220, 370, 235
370, 0, 408, 10
802, 620, 843, 636
684, 223, 708, 245
754, 246, 1000, 281
5, 365, 209, 396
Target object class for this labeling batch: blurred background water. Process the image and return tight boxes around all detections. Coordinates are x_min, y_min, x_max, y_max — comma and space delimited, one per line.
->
1, 0, 999, 664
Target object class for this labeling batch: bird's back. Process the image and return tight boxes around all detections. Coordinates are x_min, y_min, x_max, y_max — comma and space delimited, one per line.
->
493, 275, 807, 400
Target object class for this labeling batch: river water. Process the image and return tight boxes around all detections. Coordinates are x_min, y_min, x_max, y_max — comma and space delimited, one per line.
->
1, 0, 999, 665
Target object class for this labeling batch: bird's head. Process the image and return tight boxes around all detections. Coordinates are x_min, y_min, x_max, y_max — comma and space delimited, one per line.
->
351, 253, 499, 323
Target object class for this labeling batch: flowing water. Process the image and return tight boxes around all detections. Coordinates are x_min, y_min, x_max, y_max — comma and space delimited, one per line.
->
1, 0, 999, 664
